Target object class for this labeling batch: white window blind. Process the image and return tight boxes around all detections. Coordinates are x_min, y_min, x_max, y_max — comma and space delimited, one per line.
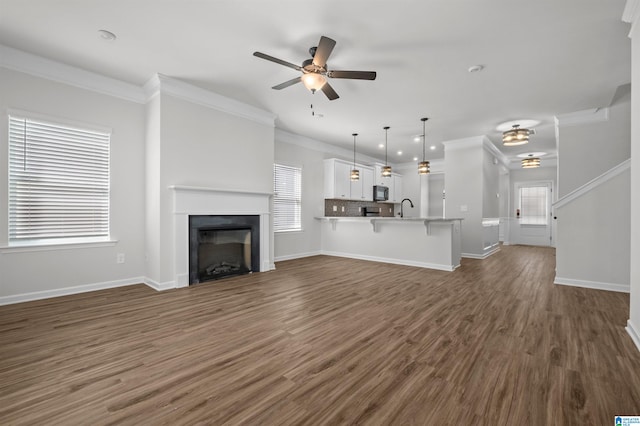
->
273, 164, 302, 232
519, 185, 548, 225
8, 115, 110, 243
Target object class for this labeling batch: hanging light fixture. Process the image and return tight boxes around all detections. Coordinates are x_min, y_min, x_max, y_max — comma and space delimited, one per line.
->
418, 117, 430, 175
382, 126, 392, 177
521, 155, 541, 168
350, 133, 360, 180
301, 72, 326, 93
502, 124, 530, 146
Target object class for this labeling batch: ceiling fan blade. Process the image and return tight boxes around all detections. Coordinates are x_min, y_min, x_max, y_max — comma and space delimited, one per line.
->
272, 77, 302, 90
321, 82, 339, 101
327, 70, 377, 80
312, 36, 336, 68
253, 51, 302, 71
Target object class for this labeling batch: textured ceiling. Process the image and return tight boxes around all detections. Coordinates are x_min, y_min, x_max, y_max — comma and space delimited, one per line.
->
0, 0, 631, 165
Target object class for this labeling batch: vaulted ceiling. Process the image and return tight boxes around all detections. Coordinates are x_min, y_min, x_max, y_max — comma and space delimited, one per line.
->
0, 0, 631, 165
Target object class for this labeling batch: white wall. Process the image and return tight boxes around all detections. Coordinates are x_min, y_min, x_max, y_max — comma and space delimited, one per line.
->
482, 150, 500, 219
626, 1, 640, 350
557, 98, 631, 198
428, 174, 445, 217
0, 68, 146, 300
555, 169, 630, 291
273, 137, 324, 261
396, 164, 421, 218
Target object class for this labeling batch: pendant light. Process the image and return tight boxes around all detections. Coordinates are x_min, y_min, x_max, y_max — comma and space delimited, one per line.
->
418, 117, 430, 174
350, 133, 360, 180
382, 126, 392, 177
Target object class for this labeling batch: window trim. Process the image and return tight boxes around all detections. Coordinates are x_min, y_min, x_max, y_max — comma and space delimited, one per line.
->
7, 109, 112, 247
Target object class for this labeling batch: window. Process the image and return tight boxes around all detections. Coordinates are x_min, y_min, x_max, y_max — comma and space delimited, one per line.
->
518, 185, 549, 225
273, 164, 302, 232
8, 114, 110, 245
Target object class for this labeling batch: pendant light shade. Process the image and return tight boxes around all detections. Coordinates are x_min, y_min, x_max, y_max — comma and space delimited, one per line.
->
382, 126, 392, 177
350, 133, 360, 181
418, 117, 430, 175
521, 156, 541, 168
503, 124, 530, 146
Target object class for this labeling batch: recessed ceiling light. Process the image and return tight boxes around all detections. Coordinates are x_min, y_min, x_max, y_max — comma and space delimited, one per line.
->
413, 136, 421, 142
378, 143, 384, 149
430, 145, 436, 150
517, 152, 547, 158
397, 151, 403, 155
468, 64, 484, 73
98, 29, 117, 41
413, 157, 418, 161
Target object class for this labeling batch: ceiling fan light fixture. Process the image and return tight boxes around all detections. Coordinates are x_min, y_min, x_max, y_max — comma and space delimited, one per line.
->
301, 72, 326, 93
503, 124, 530, 146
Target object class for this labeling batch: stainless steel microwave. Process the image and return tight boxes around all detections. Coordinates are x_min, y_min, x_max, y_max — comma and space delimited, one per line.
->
373, 185, 389, 202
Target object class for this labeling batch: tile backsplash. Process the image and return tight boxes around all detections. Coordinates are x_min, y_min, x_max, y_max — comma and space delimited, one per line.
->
324, 199, 396, 217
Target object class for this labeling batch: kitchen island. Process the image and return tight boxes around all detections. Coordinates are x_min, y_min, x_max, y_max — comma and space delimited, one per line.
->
316, 217, 463, 271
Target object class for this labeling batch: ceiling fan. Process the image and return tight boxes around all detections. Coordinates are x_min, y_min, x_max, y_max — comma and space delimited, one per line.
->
253, 36, 376, 101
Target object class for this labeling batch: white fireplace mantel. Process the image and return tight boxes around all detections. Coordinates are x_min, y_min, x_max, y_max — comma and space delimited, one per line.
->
170, 186, 274, 289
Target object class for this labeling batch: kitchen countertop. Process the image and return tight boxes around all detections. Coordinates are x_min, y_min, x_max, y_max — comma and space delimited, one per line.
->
316, 216, 463, 221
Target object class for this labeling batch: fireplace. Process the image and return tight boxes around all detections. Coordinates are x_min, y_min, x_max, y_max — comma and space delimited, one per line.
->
189, 215, 260, 284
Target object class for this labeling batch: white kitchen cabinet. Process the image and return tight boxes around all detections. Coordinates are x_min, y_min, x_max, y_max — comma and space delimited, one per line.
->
350, 165, 374, 201
324, 159, 351, 199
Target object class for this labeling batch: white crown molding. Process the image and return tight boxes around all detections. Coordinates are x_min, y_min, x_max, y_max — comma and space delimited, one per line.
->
275, 128, 382, 165
0, 44, 146, 103
554, 107, 609, 128
482, 137, 510, 167
553, 158, 630, 209
441, 135, 486, 151
623, 0, 640, 38
144, 74, 276, 127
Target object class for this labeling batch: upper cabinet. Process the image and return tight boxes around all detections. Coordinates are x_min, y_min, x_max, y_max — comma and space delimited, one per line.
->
373, 165, 403, 203
324, 159, 374, 201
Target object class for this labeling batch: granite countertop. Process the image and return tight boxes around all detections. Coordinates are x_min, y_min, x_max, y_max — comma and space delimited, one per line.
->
316, 216, 463, 221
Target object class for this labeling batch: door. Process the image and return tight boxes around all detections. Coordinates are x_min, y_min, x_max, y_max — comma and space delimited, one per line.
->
513, 181, 553, 246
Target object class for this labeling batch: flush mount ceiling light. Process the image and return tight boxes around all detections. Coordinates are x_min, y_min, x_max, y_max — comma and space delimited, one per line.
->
382, 126, 392, 177
503, 124, 530, 146
418, 117, 430, 175
350, 133, 360, 181
521, 154, 541, 168
98, 29, 117, 41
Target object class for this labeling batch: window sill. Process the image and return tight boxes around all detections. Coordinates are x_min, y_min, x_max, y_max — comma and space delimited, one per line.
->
275, 229, 304, 234
0, 239, 118, 254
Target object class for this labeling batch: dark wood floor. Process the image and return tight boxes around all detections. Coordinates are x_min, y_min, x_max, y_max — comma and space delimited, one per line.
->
1, 245, 639, 425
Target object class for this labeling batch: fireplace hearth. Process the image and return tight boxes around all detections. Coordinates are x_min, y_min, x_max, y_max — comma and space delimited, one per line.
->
189, 215, 260, 284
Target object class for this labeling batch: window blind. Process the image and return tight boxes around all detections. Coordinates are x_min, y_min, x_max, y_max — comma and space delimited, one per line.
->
273, 164, 302, 232
519, 186, 548, 225
8, 115, 110, 243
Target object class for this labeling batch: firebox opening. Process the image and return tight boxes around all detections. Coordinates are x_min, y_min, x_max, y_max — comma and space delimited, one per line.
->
189, 215, 260, 285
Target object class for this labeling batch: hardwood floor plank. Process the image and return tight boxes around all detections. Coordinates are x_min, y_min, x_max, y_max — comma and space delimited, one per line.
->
1, 245, 639, 425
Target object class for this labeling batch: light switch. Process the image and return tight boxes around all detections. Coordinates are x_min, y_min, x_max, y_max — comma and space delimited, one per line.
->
333, 205, 337, 212
341, 206, 345, 212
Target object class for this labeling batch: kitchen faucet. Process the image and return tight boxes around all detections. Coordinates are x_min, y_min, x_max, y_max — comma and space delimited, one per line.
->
400, 198, 414, 218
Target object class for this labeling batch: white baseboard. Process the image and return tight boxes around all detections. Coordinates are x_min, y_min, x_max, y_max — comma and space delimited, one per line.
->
462, 248, 500, 260
143, 277, 176, 291
0, 276, 146, 306
627, 320, 640, 353
321, 250, 455, 272
274, 251, 322, 262
554, 276, 630, 293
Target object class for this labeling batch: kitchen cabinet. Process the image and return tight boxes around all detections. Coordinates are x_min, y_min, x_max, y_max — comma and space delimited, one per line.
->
325, 159, 374, 201
324, 159, 351, 199
350, 165, 374, 201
